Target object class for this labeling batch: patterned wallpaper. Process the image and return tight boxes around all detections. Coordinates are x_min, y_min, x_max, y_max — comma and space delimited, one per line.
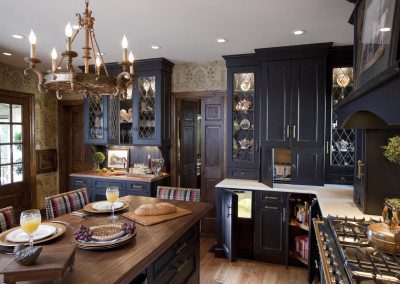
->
0, 62, 59, 209
172, 61, 227, 92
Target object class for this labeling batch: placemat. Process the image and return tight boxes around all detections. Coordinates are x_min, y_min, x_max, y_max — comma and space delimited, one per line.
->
122, 206, 192, 226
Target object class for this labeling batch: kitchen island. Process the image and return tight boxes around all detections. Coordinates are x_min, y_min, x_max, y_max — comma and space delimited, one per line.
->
0, 196, 212, 284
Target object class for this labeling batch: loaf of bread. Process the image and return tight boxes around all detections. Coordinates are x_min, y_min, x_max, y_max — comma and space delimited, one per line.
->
135, 202, 177, 216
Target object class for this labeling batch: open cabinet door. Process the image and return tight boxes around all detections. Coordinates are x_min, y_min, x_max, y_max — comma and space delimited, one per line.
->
308, 198, 321, 283
221, 188, 238, 262
260, 147, 274, 187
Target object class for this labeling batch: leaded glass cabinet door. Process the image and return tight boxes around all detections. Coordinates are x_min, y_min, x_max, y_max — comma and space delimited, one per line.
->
132, 71, 161, 145
84, 94, 119, 145
326, 66, 355, 184
227, 66, 260, 179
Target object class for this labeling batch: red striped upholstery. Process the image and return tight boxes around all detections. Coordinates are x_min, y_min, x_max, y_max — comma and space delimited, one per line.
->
156, 186, 200, 202
0, 206, 16, 233
45, 188, 90, 220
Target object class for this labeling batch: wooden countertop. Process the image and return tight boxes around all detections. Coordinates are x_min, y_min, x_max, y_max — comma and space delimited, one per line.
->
0, 196, 212, 284
70, 171, 171, 182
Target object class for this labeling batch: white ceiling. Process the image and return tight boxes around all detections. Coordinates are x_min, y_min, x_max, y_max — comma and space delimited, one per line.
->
0, 0, 354, 69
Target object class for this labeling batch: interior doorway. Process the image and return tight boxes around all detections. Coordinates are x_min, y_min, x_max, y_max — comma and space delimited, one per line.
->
0, 90, 35, 214
58, 100, 95, 193
172, 92, 226, 236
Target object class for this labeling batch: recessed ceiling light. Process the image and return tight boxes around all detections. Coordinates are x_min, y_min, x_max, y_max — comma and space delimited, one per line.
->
2, 52, 12, 56
72, 25, 80, 30
380, 27, 391, 32
215, 38, 227, 43
151, 45, 161, 50
12, 34, 24, 39
292, 30, 306, 35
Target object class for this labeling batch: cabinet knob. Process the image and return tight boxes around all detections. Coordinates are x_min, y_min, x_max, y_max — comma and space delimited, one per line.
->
133, 127, 138, 131
291, 164, 296, 170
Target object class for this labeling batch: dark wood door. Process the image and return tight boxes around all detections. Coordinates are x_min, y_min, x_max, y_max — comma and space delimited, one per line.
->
291, 147, 324, 185
260, 61, 292, 148
221, 188, 238, 262
201, 96, 225, 235
0, 93, 33, 215
308, 198, 321, 283
60, 102, 94, 193
254, 202, 287, 264
260, 147, 274, 187
291, 58, 325, 148
179, 100, 198, 188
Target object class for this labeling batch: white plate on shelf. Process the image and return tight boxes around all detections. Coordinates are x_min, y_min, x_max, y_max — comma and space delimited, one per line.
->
240, 80, 252, 92
92, 201, 124, 212
240, 119, 251, 130
6, 224, 57, 243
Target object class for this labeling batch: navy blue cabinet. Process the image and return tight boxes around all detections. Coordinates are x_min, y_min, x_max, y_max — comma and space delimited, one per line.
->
84, 94, 119, 145
132, 58, 173, 146
224, 58, 260, 180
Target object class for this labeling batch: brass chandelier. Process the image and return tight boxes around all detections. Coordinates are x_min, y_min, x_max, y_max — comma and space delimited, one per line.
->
24, 0, 134, 100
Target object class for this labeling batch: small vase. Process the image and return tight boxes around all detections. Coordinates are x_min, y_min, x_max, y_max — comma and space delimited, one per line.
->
93, 163, 100, 172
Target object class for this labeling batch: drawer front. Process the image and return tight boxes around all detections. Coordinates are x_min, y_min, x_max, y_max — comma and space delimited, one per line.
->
327, 174, 354, 185
228, 168, 259, 180
70, 177, 90, 189
92, 179, 125, 190
353, 187, 365, 213
168, 248, 197, 284
255, 191, 286, 204
126, 182, 151, 197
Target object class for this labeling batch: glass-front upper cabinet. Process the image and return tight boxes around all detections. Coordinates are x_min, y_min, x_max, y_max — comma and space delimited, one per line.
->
226, 64, 260, 180
84, 94, 119, 145
326, 66, 356, 184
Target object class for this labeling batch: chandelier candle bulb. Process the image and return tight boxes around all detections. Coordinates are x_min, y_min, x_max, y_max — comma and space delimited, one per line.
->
95, 57, 101, 75
28, 30, 36, 58
51, 47, 57, 72
128, 51, 134, 74
65, 22, 73, 51
122, 35, 128, 61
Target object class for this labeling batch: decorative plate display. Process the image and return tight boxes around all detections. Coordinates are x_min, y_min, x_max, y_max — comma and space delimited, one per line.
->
84, 201, 129, 214
239, 138, 253, 150
73, 223, 136, 250
235, 99, 251, 112
0, 223, 66, 247
240, 80, 252, 92
337, 74, 350, 88
240, 119, 251, 130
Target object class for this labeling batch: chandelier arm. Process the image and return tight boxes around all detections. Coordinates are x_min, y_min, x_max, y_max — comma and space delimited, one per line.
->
24, 65, 46, 93
67, 61, 77, 92
55, 28, 81, 71
114, 71, 130, 98
91, 30, 109, 76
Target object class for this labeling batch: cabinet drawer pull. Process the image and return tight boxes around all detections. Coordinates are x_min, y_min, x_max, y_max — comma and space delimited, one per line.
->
326, 141, 329, 154
357, 160, 364, 180
264, 196, 279, 200
282, 208, 287, 222
227, 205, 232, 217
292, 125, 296, 139
286, 125, 290, 138
131, 185, 144, 189
175, 242, 188, 255
175, 259, 189, 272
264, 206, 278, 210
75, 180, 85, 184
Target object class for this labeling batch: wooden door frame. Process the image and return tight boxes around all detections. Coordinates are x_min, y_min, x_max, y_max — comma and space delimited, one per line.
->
0, 89, 36, 208
58, 99, 83, 193
170, 91, 227, 187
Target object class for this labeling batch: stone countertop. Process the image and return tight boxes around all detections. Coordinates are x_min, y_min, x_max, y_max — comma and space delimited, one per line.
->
70, 171, 171, 182
216, 179, 381, 219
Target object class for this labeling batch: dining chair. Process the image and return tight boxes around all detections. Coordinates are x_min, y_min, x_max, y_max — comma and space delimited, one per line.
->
0, 206, 16, 233
156, 186, 201, 202
44, 188, 90, 220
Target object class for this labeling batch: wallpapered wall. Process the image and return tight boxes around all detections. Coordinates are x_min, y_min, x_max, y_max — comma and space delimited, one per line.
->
172, 61, 227, 92
0, 62, 59, 209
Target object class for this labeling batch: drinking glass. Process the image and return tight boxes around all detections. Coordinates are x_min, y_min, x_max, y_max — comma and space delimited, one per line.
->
106, 186, 119, 221
20, 209, 41, 247
150, 158, 164, 176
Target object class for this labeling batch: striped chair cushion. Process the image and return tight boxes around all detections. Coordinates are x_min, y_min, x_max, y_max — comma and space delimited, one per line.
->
0, 206, 15, 233
156, 186, 200, 202
45, 189, 90, 220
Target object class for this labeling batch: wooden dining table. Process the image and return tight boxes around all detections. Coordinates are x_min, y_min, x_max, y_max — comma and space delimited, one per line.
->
0, 196, 212, 284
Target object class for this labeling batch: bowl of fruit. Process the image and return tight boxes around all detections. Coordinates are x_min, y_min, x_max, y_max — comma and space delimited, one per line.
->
73, 223, 136, 250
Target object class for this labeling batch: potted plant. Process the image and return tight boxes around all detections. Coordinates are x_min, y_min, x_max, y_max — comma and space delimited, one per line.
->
383, 136, 400, 165
93, 152, 105, 173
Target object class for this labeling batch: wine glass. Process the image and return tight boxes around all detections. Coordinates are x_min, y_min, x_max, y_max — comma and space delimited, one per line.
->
150, 158, 164, 176
20, 209, 41, 247
106, 186, 119, 221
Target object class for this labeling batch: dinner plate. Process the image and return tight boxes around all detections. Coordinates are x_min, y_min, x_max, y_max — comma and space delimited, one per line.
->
6, 224, 57, 243
92, 201, 124, 212
83, 201, 129, 214
74, 231, 136, 250
240, 119, 251, 130
0, 223, 66, 247
240, 80, 252, 92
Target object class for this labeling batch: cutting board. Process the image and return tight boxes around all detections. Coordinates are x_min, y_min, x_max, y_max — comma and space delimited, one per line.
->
123, 207, 192, 226
0, 244, 75, 283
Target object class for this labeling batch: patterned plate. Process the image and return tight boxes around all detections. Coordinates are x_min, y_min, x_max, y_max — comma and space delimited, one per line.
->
73, 231, 136, 250
0, 222, 66, 247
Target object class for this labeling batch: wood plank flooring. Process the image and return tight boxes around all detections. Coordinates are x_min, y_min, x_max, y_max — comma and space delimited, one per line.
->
199, 237, 308, 284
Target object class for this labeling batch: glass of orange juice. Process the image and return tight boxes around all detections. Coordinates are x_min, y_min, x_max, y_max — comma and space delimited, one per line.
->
20, 209, 41, 246
106, 185, 119, 221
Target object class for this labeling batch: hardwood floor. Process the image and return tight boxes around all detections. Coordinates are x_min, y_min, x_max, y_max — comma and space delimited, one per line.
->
199, 237, 308, 284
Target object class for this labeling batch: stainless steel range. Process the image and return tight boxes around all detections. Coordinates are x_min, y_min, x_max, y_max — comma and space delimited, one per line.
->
314, 216, 400, 283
